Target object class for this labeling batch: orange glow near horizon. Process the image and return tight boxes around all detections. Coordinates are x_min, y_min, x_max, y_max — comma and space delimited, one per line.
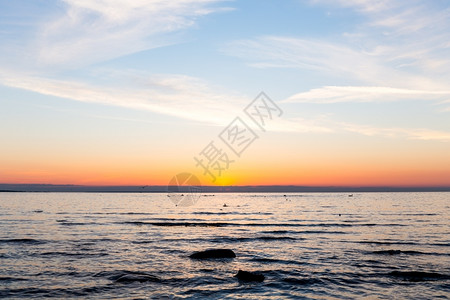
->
1, 131, 449, 187
1, 161, 449, 187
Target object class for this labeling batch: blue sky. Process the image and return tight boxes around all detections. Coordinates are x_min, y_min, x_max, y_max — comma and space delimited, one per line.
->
1, 0, 450, 185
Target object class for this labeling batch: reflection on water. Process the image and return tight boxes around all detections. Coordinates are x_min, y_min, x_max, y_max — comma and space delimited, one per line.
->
0, 192, 449, 299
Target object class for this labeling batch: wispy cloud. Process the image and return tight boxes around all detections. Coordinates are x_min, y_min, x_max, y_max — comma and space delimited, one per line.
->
2, 67, 450, 141
311, 0, 392, 13
339, 122, 450, 142
225, 34, 449, 91
0, 69, 245, 126
2, 0, 231, 70
224, 36, 388, 83
221, 0, 450, 141
0, 67, 339, 135
283, 86, 450, 104
225, 0, 450, 89
0, 1, 248, 127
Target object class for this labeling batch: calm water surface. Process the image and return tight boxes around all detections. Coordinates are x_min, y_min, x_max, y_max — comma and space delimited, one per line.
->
0, 192, 449, 299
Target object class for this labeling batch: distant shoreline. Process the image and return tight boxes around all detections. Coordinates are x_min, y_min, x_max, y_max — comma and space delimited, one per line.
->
1, 184, 449, 193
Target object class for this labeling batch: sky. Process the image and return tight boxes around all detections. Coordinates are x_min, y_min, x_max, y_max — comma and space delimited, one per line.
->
1, 0, 450, 187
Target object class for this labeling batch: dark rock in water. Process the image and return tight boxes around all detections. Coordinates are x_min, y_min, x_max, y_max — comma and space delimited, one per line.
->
235, 270, 265, 282
189, 249, 236, 259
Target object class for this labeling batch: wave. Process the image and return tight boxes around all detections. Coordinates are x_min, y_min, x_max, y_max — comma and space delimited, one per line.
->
0, 285, 114, 298
0, 288, 59, 298
431, 243, 450, 247
94, 270, 161, 284
192, 211, 273, 216
260, 229, 349, 235
57, 222, 89, 226
371, 250, 450, 256
282, 277, 324, 285
132, 240, 155, 244
207, 236, 298, 243
121, 221, 406, 228
56, 220, 97, 226
90, 212, 157, 216
355, 240, 421, 245
0, 238, 45, 245
388, 271, 450, 281
39, 251, 109, 257
403, 213, 438, 216
145, 235, 301, 244
0, 277, 28, 282
359, 241, 450, 247
379, 213, 439, 216
251, 258, 303, 265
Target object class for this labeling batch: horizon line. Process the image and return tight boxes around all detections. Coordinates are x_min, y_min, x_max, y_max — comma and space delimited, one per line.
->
1, 183, 450, 193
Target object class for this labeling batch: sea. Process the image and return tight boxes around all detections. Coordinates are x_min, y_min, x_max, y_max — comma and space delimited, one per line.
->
0, 192, 449, 299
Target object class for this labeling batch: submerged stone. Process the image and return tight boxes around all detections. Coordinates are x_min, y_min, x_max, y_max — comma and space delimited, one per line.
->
189, 249, 236, 259
234, 270, 265, 282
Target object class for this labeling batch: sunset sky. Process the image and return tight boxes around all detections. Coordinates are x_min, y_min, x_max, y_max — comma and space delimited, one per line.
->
1, 0, 450, 187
